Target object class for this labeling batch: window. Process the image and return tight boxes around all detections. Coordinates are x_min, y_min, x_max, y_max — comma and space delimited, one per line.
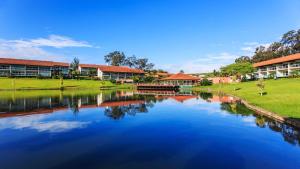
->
0, 65, 9, 70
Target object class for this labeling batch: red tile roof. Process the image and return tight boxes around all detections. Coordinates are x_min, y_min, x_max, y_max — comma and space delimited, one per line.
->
79, 64, 99, 68
0, 58, 143, 73
161, 73, 200, 81
170, 95, 197, 102
253, 53, 300, 67
80, 64, 144, 74
0, 58, 69, 67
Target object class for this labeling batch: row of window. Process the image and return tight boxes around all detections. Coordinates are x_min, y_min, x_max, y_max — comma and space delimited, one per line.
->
259, 62, 300, 72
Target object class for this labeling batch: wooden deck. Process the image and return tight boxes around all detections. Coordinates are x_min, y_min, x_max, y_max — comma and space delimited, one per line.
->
136, 84, 180, 91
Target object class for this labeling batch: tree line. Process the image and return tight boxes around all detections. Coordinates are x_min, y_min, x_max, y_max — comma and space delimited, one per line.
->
252, 29, 300, 63
66, 51, 156, 79
104, 51, 154, 71
210, 29, 300, 78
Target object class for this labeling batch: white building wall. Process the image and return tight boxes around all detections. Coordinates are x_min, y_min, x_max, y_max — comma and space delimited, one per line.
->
97, 69, 103, 79
256, 60, 300, 78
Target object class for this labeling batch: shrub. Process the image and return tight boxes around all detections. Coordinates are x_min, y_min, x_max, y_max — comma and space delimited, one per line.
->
110, 79, 116, 84
200, 78, 212, 86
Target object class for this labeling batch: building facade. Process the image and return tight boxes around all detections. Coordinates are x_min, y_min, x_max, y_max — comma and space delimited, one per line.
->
254, 53, 300, 78
160, 73, 200, 86
0, 58, 69, 77
79, 64, 144, 81
0, 58, 144, 80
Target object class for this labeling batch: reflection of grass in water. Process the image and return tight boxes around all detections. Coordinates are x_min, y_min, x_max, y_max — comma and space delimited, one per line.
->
194, 78, 300, 119
0, 89, 134, 99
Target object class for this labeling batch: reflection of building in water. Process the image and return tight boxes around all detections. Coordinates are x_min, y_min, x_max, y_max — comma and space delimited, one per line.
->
0, 91, 146, 118
207, 95, 237, 103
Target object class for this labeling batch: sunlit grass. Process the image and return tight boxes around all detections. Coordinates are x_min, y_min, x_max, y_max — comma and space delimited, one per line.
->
194, 78, 300, 119
0, 77, 133, 90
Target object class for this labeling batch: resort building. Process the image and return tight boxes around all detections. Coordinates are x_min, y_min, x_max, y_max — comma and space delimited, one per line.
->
254, 53, 300, 78
0, 58, 144, 80
160, 73, 200, 86
79, 64, 144, 81
0, 58, 69, 77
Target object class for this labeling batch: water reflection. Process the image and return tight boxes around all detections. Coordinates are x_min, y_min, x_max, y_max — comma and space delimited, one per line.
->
0, 90, 299, 146
197, 92, 300, 146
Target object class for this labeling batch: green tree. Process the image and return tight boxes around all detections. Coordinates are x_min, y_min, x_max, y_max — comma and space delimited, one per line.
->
70, 57, 80, 79
124, 55, 137, 68
134, 58, 154, 71
235, 56, 251, 63
252, 29, 300, 63
256, 79, 265, 96
104, 51, 126, 66
220, 62, 254, 77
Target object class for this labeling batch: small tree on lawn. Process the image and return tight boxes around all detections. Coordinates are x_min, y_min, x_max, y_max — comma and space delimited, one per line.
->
70, 57, 80, 79
256, 79, 265, 96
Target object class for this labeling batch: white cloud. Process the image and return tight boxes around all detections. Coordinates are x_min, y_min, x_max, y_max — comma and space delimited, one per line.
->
30, 35, 92, 48
0, 35, 93, 60
160, 52, 237, 73
241, 42, 271, 55
0, 115, 90, 133
241, 47, 254, 52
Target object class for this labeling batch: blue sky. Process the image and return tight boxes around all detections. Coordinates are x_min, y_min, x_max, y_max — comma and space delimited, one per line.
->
0, 0, 299, 73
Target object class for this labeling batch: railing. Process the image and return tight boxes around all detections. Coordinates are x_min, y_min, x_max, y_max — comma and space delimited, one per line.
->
290, 64, 300, 68
268, 67, 276, 71
277, 65, 288, 69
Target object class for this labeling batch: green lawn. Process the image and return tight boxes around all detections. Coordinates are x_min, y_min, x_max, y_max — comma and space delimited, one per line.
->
0, 77, 133, 90
194, 78, 300, 119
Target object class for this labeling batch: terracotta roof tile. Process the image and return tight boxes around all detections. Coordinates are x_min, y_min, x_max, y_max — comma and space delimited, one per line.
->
0, 58, 69, 67
161, 73, 200, 81
170, 95, 197, 102
253, 53, 300, 67
80, 64, 144, 73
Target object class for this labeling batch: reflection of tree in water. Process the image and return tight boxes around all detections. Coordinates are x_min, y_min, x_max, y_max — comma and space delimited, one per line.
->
255, 116, 266, 128
104, 103, 150, 120
221, 102, 300, 146
198, 92, 213, 100
221, 102, 253, 116
103, 94, 158, 120
69, 95, 80, 115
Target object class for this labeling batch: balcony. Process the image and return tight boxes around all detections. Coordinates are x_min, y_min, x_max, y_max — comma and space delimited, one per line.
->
290, 63, 300, 69
277, 65, 288, 70
268, 67, 276, 71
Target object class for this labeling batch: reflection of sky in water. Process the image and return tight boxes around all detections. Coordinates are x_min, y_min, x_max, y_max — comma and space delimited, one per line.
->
0, 114, 90, 133
0, 93, 300, 169
0, 108, 107, 133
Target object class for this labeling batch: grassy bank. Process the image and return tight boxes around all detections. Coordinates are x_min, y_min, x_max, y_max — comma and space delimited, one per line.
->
0, 77, 133, 90
194, 78, 300, 119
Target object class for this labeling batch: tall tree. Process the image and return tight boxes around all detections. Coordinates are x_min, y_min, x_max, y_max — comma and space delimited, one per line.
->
104, 51, 126, 66
70, 57, 80, 79
134, 58, 154, 71
235, 56, 252, 63
70, 57, 80, 71
252, 29, 300, 63
124, 55, 137, 68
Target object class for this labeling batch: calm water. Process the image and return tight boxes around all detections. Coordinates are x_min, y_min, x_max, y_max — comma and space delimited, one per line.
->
0, 90, 300, 169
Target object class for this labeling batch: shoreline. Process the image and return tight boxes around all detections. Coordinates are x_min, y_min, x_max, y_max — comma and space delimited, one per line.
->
195, 88, 300, 128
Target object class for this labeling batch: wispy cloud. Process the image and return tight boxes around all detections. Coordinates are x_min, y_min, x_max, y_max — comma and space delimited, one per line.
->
160, 52, 237, 73
240, 42, 271, 55
0, 35, 93, 61
0, 115, 90, 133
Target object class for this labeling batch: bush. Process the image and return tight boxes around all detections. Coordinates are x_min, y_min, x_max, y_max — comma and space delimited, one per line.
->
110, 79, 116, 84
200, 78, 212, 86
241, 76, 248, 82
